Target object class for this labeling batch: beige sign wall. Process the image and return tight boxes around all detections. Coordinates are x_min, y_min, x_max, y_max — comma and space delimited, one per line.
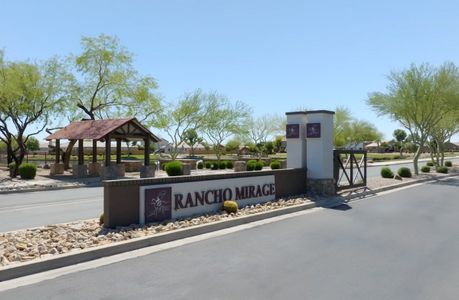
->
139, 175, 275, 224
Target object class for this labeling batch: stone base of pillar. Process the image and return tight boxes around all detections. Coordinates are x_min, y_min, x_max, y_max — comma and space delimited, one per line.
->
306, 178, 336, 196
88, 162, 101, 177
140, 165, 156, 178
280, 160, 287, 169
100, 164, 125, 180
234, 161, 246, 172
115, 164, 125, 177
182, 163, 191, 175
72, 164, 88, 178
50, 163, 64, 176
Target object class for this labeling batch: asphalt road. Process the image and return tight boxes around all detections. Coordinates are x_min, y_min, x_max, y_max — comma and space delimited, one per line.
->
0, 187, 103, 232
2, 177, 458, 299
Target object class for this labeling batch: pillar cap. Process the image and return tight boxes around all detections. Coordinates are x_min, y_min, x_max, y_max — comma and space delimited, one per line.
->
285, 110, 335, 115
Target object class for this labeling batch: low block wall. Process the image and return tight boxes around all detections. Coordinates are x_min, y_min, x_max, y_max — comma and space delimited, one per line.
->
104, 168, 306, 228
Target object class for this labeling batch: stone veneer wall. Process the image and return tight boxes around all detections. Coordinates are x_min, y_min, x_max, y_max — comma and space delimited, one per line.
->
104, 168, 306, 228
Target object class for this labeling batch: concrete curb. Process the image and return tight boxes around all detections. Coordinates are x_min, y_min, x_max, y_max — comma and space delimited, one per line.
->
0, 201, 315, 282
341, 173, 459, 201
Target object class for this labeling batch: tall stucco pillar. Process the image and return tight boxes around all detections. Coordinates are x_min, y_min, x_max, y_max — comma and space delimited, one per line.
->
285, 110, 335, 196
286, 112, 308, 169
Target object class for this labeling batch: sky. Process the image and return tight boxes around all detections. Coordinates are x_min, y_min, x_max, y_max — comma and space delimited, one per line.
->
1, 0, 459, 142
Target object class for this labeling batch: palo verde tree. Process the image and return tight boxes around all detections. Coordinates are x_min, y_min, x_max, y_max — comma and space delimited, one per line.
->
203, 93, 251, 162
183, 128, 203, 157
368, 62, 459, 174
428, 111, 459, 166
59, 34, 161, 168
245, 114, 283, 157
393, 129, 407, 157
152, 90, 208, 160
333, 106, 382, 149
0, 52, 66, 174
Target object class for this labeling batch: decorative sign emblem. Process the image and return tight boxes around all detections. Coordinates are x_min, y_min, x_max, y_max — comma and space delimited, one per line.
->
306, 123, 321, 138
144, 187, 172, 223
286, 124, 300, 138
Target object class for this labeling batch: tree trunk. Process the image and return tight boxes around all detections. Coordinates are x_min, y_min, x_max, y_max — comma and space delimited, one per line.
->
439, 143, 445, 166
63, 140, 77, 170
413, 144, 422, 175
190, 146, 195, 158
6, 143, 13, 165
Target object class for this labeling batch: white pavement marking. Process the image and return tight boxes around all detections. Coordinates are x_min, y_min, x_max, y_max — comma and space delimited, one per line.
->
0, 207, 322, 292
0, 198, 100, 213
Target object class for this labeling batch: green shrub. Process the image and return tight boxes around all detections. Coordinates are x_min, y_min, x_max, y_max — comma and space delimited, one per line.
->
223, 200, 238, 214
421, 166, 431, 173
247, 160, 257, 171
165, 161, 183, 176
226, 161, 233, 169
18, 163, 37, 179
8, 162, 16, 170
436, 166, 448, 174
211, 161, 219, 170
426, 161, 434, 167
381, 167, 394, 178
205, 162, 212, 169
255, 161, 264, 170
197, 162, 204, 169
397, 167, 412, 178
219, 161, 226, 169
445, 161, 453, 167
270, 160, 281, 170
99, 213, 104, 225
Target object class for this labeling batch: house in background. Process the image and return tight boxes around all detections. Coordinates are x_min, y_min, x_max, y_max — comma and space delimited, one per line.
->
445, 141, 459, 152
155, 138, 173, 153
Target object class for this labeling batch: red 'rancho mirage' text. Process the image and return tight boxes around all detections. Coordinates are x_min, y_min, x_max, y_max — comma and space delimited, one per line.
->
174, 183, 275, 210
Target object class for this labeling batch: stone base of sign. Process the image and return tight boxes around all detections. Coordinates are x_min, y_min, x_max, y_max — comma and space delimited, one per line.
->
182, 163, 191, 175
50, 163, 64, 176
306, 178, 335, 196
280, 160, 287, 169
124, 161, 142, 172
72, 164, 88, 178
115, 164, 125, 177
234, 161, 246, 172
100, 164, 125, 180
140, 165, 155, 178
88, 162, 101, 177
181, 159, 197, 170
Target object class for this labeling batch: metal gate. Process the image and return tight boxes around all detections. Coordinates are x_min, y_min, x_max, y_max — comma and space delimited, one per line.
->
333, 149, 367, 190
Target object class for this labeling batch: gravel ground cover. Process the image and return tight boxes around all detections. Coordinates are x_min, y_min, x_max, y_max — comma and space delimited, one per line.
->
0, 197, 310, 267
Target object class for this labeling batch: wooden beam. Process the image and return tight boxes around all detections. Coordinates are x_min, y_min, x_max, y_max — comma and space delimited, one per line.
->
55, 139, 60, 163
92, 140, 97, 163
78, 139, 84, 165
116, 139, 122, 164
144, 137, 150, 166
105, 136, 111, 167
